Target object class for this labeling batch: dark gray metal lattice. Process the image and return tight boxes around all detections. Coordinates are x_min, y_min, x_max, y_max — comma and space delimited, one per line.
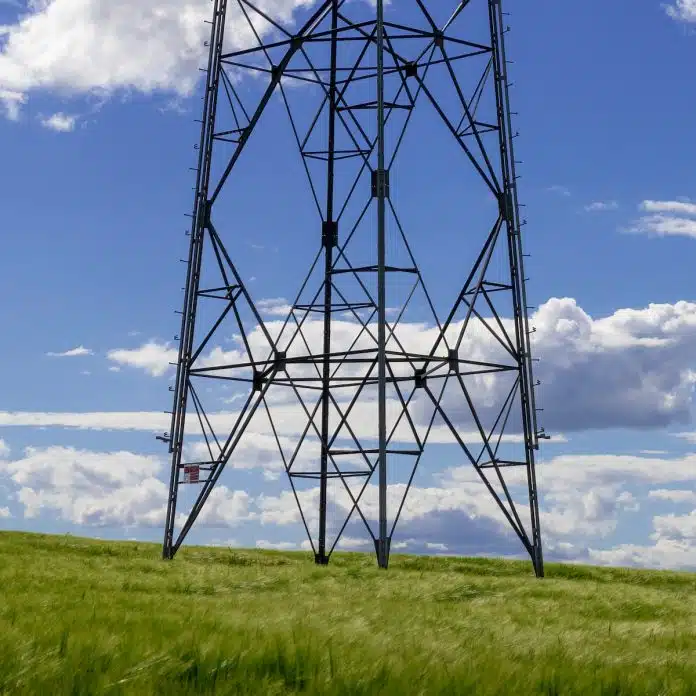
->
161, 0, 546, 576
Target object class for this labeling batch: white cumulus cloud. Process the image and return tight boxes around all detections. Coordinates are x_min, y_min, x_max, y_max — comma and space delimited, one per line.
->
107, 296, 696, 434
40, 112, 77, 131
641, 199, 696, 216
665, 0, 696, 23
0, 446, 169, 526
547, 185, 571, 197
256, 539, 297, 550
0, 444, 253, 529
107, 341, 178, 377
195, 485, 254, 526
628, 199, 696, 239
530, 298, 696, 431
648, 489, 696, 504
3, 441, 696, 569
584, 201, 618, 212
257, 297, 294, 317
630, 215, 696, 239
0, 0, 316, 119
589, 538, 696, 570
46, 345, 93, 357
653, 509, 696, 541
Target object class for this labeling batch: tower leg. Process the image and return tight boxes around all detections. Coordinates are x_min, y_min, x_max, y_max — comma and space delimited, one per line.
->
490, 0, 545, 578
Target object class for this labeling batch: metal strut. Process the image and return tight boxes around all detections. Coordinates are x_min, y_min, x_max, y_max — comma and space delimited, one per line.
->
163, 0, 229, 560
317, 0, 339, 567
489, 0, 544, 577
375, 0, 389, 569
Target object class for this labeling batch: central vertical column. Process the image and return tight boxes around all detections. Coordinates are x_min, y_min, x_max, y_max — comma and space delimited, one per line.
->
375, 0, 389, 569
316, 0, 339, 565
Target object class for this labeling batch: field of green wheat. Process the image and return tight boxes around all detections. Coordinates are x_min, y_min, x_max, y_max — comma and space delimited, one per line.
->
1, 531, 695, 694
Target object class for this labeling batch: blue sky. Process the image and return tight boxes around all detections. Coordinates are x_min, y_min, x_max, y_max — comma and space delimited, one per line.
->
1, 0, 696, 569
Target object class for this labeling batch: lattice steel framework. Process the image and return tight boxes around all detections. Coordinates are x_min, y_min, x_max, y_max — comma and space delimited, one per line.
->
161, 0, 546, 576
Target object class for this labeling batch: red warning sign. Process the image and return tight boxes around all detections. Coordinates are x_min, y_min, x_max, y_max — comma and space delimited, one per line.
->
183, 465, 200, 484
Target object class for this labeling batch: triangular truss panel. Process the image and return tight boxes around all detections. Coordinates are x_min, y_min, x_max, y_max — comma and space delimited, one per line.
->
161, 0, 546, 577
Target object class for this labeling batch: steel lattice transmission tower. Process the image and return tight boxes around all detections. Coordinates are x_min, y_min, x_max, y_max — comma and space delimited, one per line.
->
161, 0, 546, 577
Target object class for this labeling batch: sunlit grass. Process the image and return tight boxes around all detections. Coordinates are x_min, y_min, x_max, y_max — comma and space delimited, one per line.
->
1, 531, 695, 694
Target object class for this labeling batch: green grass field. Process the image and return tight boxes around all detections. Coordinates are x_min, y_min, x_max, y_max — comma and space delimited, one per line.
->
1, 531, 696, 695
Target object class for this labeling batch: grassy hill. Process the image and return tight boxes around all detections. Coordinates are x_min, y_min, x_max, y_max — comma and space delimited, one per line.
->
1, 532, 695, 695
